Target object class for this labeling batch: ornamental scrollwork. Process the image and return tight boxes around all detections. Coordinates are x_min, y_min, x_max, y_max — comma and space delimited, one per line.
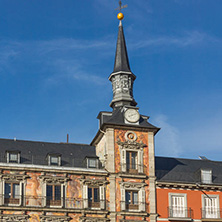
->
39, 215, 71, 222
119, 181, 147, 189
117, 139, 146, 150
39, 175, 69, 184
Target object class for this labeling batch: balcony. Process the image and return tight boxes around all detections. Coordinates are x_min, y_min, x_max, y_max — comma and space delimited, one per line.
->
201, 208, 222, 219
0, 195, 109, 210
120, 164, 147, 174
168, 207, 193, 221
121, 201, 146, 212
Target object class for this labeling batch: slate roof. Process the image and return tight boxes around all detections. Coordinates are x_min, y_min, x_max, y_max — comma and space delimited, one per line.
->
0, 138, 98, 168
98, 107, 160, 133
155, 156, 222, 185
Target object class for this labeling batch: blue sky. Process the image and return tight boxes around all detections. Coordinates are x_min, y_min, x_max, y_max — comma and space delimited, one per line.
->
1, 0, 222, 160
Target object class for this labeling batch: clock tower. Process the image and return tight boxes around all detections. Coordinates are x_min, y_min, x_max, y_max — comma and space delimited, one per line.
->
91, 11, 160, 222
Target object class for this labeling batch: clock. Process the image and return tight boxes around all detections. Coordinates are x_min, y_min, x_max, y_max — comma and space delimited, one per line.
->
124, 108, 140, 123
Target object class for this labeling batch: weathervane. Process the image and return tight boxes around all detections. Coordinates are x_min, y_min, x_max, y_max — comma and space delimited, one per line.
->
115, 0, 127, 20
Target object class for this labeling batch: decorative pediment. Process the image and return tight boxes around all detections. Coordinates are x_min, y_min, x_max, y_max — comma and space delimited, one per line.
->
117, 139, 146, 150
119, 182, 147, 189
39, 215, 71, 222
0, 173, 29, 181
81, 179, 108, 186
0, 214, 29, 222
39, 175, 69, 183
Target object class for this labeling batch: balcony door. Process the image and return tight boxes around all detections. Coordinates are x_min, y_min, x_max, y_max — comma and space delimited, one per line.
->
171, 195, 186, 217
204, 196, 219, 218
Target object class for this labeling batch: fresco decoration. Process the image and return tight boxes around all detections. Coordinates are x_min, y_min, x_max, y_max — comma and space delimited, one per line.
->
27, 212, 41, 222
26, 173, 42, 207
3, 211, 23, 215
114, 129, 149, 175
67, 175, 82, 209
69, 213, 80, 222
106, 178, 110, 202
116, 178, 121, 212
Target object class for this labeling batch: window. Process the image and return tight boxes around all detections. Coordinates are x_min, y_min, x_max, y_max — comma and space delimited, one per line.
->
82, 184, 105, 209
169, 193, 187, 218
126, 151, 137, 173
201, 169, 212, 184
46, 184, 61, 206
4, 182, 20, 205
202, 195, 220, 218
47, 154, 61, 166
6, 151, 20, 163
125, 190, 138, 210
88, 159, 97, 168
88, 187, 100, 208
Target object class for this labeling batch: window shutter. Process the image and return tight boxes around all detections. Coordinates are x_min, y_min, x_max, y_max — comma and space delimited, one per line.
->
61, 185, 64, 207
83, 185, 88, 209
18, 182, 23, 206
121, 188, 125, 211
121, 150, 126, 172
100, 186, 105, 209
138, 150, 144, 173
42, 183, 46, 207
139, 189, 146, 211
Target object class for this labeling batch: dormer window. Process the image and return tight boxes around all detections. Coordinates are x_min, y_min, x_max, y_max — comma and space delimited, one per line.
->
201, 169, 212, 184
87, 157, 98, 168
47, 154, 61, 166
6, 151, 20, 163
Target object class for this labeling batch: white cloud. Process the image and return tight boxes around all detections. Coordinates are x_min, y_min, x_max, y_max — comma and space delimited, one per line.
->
130, 31, 222, 49
153, 114, 182, 157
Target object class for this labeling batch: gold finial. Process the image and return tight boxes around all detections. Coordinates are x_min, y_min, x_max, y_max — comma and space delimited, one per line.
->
115, 0, 128, 20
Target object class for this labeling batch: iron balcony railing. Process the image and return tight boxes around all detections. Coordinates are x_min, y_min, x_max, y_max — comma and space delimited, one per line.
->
201, 208, 222, 219
120, 201, 147, 212
168, 207, 193, 219
0, 195, 109, 210
120, 163, 147, 174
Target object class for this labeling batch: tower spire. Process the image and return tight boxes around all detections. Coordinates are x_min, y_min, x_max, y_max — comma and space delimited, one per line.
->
109, 9, 137, 109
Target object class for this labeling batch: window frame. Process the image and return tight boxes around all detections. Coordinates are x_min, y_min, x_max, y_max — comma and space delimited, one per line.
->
202, 194, 220, 219
47, 154, 61, 166
6, 151, 20, 164
46, 184, 62, 207
201, 169, 212, 184
4, 181, 20, 205
168, 193, 188, 218
88, 186, 100, 208
87, 158, 98, 169
125, 190, 139, 210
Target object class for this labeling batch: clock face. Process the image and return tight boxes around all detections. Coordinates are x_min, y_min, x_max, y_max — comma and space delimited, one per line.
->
124, 109, 140, 123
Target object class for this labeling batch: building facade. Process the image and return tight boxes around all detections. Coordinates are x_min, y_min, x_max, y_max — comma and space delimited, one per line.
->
0, 12, 221, 222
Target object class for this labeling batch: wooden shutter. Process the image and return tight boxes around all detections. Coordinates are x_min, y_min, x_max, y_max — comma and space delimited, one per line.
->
83, 185, 88, 209
61, 185, 65, 207
139, 189, 146, 211
121, 150, 126, 172
19, 182, 23, 206
42, 183, 46, 207
100, 186, 105, 209
138, 150, 144, 173
121, 188, 125, 211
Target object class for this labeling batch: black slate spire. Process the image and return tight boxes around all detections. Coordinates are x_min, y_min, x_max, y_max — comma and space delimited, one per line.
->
109, 20, 137, 108
113, 21, 131, 73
